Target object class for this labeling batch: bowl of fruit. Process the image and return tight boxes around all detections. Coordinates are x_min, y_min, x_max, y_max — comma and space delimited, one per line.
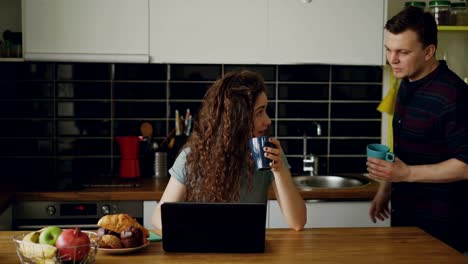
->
12, 226, 99, 264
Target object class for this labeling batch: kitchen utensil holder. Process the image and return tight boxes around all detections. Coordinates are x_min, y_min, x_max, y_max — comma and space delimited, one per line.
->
154, 152, 168, 178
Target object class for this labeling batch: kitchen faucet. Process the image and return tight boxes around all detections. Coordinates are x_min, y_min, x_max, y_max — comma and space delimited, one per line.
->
303, 121, 321, 176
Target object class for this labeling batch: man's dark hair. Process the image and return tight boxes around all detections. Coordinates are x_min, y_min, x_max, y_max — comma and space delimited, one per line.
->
385, 6, 438, 48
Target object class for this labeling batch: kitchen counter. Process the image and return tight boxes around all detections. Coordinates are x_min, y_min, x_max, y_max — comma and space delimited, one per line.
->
0, 227, 466, 263
12, 175, 378, 202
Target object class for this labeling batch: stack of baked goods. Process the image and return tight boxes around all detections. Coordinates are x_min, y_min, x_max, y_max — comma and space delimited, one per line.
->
97, 214, 149, 249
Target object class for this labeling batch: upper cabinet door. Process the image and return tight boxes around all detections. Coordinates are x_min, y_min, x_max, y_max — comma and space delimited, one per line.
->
150, 0, 268, 64
23, 0, 149, 63
268, 0, 386, 65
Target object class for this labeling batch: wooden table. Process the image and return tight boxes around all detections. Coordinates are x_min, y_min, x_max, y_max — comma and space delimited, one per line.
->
1, 227, 466, 263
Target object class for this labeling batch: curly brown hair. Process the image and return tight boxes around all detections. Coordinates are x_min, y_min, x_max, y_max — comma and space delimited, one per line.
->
184, 70, 267, 202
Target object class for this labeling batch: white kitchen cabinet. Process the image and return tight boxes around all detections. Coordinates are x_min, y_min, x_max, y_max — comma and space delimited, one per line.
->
269, 200, 390, 228
150, 0, 385, 65
268, 0, 386, 65
23, 0, 149, 63
143, 200, 158, 229
149, 0, 268, 64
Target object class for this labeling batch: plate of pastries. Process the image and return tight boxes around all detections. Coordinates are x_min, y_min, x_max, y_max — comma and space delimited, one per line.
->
96, 214, 150, 254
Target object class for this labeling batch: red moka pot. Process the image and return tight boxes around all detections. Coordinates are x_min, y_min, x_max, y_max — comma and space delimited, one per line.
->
115, 136, 141, 178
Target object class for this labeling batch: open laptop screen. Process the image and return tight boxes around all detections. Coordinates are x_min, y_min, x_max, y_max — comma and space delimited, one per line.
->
161, 202, 267, 253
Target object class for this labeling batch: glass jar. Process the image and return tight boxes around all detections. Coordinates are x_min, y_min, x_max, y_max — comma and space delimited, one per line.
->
405, 1, 426, 9
450, 2, 468, 26
429, 1, 451, 25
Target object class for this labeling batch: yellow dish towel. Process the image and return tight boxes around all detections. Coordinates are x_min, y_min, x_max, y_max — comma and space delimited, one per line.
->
377, 75, 399, 115
377, 70, 399, 151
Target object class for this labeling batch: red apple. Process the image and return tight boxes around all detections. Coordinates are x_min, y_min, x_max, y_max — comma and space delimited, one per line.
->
55, 228, 91, 262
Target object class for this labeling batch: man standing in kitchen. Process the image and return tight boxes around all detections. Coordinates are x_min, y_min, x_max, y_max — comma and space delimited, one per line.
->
367, 6, 468, 253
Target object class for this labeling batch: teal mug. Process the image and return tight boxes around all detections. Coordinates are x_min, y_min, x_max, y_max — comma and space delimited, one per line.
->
366, 144, 395, 162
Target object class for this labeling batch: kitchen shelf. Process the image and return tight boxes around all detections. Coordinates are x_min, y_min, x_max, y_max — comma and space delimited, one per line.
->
0, 58, 24, 62
438, 26, 468, 32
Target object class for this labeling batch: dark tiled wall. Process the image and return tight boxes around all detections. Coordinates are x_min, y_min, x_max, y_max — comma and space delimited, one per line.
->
0, 62, 382, 186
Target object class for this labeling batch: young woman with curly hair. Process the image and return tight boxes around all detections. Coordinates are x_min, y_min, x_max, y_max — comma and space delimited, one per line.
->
152, 70, 306, 231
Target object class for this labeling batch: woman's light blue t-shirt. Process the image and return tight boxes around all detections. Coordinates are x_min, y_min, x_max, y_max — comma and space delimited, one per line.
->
169, 148, 290, 204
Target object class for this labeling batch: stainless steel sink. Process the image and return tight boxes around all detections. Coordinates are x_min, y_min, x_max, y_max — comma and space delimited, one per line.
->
293, 175, 369, 189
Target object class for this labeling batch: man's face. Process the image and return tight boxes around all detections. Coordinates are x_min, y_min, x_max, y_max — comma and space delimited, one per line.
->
384, 29, 432, 81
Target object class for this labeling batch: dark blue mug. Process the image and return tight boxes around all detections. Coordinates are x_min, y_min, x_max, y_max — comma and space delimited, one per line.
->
249, 136, 276, 171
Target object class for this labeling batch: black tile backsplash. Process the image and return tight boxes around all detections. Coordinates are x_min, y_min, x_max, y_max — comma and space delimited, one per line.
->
57, 157, 112, 178
0, 120, 53, 137
328, 157, 368, 174
114, 102, 165, 118
57, 138, 111, 156
281, 138, 328, 156
0, 139, 53, 156
3, 82, 53, 98
115, 64, 167, 80
331, 66, 382, 82
57, 120, 110, 136
330, 121, 380, 137
57, 102, 111, 118
0, 101, 53, 117
277, 102, 329, 119
0, 62, 382, 186
331, 103, 381, 119
57, 83, 111, 99
169, 83, 209, 99
277, 121, 329, 137
278, 65, 330, 82
225, 65, 276, 81
0, 62, 54, 80
330, 139, 377, 155
114, 82, 166, 99
278, 84, 329, 100
170, 64, 221, 81
57, 63, 110, 80
331, 84, 382, 101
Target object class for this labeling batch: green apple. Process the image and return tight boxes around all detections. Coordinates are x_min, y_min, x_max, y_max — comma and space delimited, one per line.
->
39, 226, 62, 245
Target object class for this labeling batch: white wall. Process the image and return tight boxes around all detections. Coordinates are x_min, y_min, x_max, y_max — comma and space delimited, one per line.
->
438, 32, 468, 80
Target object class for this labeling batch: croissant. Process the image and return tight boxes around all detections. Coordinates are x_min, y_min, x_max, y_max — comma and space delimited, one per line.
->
97, 214, 149, 238
99, 234, 123, 249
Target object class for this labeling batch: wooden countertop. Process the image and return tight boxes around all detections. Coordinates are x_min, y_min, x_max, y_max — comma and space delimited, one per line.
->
1, 227, 466, 263
12, 175, 378, 202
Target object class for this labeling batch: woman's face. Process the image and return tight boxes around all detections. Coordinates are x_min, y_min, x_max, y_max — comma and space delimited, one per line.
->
252, 92, 271, 137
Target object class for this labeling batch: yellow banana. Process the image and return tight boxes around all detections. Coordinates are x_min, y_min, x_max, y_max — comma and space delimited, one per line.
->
22, 231, 40, 243
36, 257, 57, 264
19, 241, 57, 259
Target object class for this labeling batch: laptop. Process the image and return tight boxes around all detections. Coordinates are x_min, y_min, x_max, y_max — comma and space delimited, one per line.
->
161, 202, 267, 253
